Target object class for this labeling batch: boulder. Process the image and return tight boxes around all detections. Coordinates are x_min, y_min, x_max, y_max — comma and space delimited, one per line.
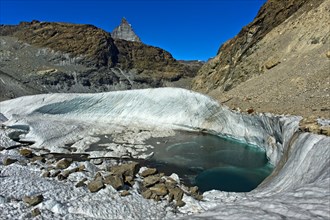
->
55, 158, 72, 169
3, 157, 17, 166
120, 190, 131, 197
149, 183, 168, 197
141, 189, 152, 199
142, 174, 162, 187
22, 194, 43, 206
103, 174, 124, 190
124, 176, 135, 186
19, 148, 33, 158
87, 180, 104, 193
169, 187, 184, 202
140, 168, 157, 177
31, 208, 41, 217
110, 162, 140, 177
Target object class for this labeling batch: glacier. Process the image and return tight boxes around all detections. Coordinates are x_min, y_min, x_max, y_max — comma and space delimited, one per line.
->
0, 88, 329, 219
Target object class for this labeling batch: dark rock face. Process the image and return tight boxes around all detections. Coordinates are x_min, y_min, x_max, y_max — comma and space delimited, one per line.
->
192, 0, 325, 93
111, 18, 141, 42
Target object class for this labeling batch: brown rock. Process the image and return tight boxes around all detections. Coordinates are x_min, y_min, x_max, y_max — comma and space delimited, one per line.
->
141, 189, 152, 199
149, 183, 168, 197
23, 194, 43, 206
87, 180, 104, 193
103, 174, 124, 190
169, 187, 184, 202
140, 168, 157, 177
110, 162, 140, 178
265, 59, 281, 69
3, 157, 17, 166
189, 186, 199, 195
19, 148, 33, 158
120, 190, 131, 197
55, 158, 72, 169
142, 174, 162, 187
124, 176, 135, 186
247, 108, 254, 114
326, 51, 330, 58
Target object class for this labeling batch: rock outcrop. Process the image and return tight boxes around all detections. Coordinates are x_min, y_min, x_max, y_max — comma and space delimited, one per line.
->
192, 0, 329, 118
111, 18, 141, 42
0, 21, 203, 101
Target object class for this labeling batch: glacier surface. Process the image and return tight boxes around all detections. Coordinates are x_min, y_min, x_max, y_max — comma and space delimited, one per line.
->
0, 88, 329, 219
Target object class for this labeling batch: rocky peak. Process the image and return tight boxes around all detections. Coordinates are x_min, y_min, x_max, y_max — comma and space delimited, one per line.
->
111, 18, 141, 42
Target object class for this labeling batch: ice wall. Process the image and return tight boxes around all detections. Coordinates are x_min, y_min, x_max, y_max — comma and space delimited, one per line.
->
0, 88, 329, 219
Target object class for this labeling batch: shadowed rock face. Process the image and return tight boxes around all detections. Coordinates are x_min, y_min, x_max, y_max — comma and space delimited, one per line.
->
111, 18, 141, 42
192, 0, 325, 93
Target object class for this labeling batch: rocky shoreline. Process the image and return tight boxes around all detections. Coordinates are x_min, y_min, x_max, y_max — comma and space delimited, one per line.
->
1, 145, 204, 217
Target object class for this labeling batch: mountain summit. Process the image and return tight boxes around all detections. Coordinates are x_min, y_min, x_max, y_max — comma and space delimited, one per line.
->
111, 18, 141, 42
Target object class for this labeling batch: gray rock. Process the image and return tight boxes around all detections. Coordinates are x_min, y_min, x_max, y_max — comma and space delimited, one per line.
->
140, 168, 157, 177
50, 170, 61, 177
75, 178, 87, 188
111, 18, 141, 42
31, 208, 41, 217
103, 174, 124, 190
22, 194, 43, 206
91, 159, 103, 165
87, 180, 104, 193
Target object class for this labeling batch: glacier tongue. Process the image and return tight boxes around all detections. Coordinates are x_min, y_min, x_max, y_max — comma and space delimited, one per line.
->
0, 88, 329, 219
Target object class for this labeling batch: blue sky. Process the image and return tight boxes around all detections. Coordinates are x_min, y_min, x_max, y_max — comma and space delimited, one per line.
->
0, 0, 266, 61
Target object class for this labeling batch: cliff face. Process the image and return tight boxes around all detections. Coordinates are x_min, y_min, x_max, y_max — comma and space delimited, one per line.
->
192, 0, 325, 92
111, 18, 141, 42
192, 0, 329, 118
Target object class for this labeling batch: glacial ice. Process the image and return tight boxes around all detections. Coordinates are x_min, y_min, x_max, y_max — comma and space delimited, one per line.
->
0, 88, 329, 219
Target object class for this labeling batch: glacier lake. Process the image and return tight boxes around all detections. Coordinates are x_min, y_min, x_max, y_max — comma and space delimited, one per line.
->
86, 130, 273, 192
143, 131, 273, 192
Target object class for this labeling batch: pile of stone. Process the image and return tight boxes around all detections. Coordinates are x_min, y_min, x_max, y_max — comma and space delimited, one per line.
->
2, 146, 203, 209
84, 161, 203, 207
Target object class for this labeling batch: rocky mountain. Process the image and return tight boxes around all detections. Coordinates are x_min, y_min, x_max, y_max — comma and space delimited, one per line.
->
0, 20, 203, 100
192, 0, 330, 118
111, 18, 141, 42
